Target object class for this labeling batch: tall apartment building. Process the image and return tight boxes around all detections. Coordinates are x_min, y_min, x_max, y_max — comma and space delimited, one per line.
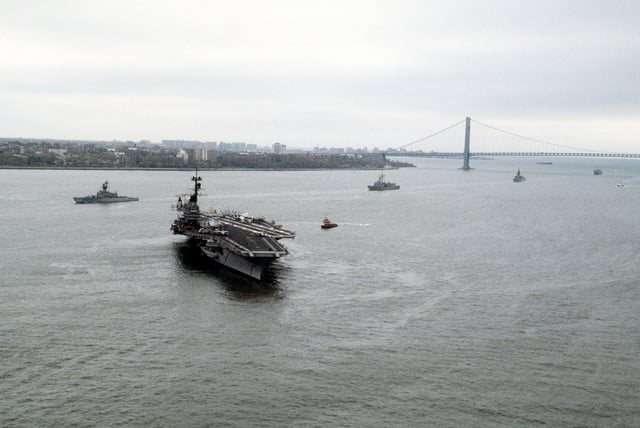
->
186, 147, 208, 161
273, 142, 286, 154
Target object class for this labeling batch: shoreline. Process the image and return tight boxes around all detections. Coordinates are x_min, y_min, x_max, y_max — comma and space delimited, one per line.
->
0, 166, 402, 172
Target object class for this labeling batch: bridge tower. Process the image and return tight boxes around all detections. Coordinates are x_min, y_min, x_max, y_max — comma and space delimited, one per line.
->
461, 116, 471, 170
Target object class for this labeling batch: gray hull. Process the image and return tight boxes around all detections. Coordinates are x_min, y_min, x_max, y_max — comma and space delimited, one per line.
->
201, 246, 271, 280
368, 185, 400, 191
74, 196, 139, 204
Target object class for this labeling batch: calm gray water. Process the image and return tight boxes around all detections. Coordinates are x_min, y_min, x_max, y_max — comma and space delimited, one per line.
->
1, 157, 639, 427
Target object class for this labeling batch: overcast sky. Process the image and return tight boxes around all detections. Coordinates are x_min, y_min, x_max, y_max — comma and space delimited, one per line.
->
2, 0, 639, 151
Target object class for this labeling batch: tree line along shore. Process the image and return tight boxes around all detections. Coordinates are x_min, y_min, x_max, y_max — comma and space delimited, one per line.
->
0, 141, 414, 170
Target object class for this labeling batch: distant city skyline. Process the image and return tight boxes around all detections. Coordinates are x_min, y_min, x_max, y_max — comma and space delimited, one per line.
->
2, 1, 639, 152
0, 136, 395, 155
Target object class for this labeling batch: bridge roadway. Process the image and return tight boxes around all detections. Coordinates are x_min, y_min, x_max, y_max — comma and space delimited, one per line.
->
387, 151, 640, 159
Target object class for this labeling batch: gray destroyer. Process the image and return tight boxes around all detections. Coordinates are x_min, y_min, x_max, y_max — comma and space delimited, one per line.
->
368, 173, 399, 191
513, 169, 526, 183
171, 172, 295, 280
74, 181, 139, 204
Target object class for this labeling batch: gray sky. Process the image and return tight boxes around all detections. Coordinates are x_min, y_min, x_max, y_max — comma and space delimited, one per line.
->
2, 0, 639, 151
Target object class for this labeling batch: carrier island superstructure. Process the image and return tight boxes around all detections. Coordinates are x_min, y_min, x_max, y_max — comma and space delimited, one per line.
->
171, 171, 295, 280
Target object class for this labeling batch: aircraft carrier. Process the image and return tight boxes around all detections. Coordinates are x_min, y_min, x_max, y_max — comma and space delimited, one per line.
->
170, 171, 295, 280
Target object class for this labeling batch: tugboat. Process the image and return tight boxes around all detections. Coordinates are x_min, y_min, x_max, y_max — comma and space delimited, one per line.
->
368, 173, 400, 191
74, 181, 139, 204
513, 169, 526, 183
593, 167, 603, 175
321, 217, 338, 229
171, 170, 295, 281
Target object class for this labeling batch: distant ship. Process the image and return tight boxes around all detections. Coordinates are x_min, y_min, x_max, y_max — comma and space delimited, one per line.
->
513, 169, 526, 183
74, 181, 139, 204
593, 168, 603, 175
171, 170, 295, 280
537, 162, 552, 165
368, 173, 400, 191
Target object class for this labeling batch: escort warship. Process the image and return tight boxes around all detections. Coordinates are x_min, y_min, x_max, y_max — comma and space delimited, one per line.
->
513, 169, 526, 183
368, 173, 400, 191
170, 172, 295, 280
74, 180, 139, 204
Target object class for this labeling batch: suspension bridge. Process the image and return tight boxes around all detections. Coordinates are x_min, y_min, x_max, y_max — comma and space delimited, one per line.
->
388, 117, 640, 169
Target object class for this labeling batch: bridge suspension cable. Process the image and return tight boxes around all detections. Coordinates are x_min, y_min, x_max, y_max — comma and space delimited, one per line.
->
470, 118, 607, 154
399, 119, 466, 149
